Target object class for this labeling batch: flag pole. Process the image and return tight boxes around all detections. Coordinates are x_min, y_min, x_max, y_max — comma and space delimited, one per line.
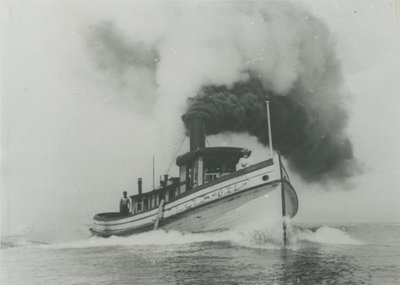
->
152, 155, 155, 190
265, 101, 274, 160
266, 99, 288, 246
279, 153, 288, 246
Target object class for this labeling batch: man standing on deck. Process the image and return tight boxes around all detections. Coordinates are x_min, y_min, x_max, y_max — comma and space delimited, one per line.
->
237, 149, 253, 169
120, 191, 131, 215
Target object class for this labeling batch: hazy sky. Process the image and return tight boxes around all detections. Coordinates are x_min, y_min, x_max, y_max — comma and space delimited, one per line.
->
1, 0, 399, 241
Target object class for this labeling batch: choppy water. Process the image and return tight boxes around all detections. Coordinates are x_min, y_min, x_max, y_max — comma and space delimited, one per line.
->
1, 223, 400, 285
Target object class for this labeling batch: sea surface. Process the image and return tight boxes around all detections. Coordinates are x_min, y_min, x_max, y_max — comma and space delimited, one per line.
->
1, 222, 400, 285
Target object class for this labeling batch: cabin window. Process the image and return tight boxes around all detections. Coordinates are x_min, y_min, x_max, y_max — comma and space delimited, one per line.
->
133, 199, 137, 214
186, 165, 193, 190
136, 198, 140, 212
180, 166, 186, 193
197, 157, 204, 186
205, 172, 220, 182
134, 199, 137, 213
204, 164, 221, 182
192, 160, 198, 188
203, 158, 237, 183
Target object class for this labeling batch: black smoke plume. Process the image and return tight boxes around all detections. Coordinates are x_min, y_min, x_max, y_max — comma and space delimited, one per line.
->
85, 2, 360, 183
183, 78, 357, 183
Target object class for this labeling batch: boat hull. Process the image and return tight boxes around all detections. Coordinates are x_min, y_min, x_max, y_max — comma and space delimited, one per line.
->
90, 160, 298, 237
160, 182, 283, 233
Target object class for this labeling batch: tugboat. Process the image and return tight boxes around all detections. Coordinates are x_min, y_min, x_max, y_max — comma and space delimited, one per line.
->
90, 101, 298, 243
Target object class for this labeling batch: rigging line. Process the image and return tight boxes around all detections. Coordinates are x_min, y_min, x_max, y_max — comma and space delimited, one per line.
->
166, 134, 187, 175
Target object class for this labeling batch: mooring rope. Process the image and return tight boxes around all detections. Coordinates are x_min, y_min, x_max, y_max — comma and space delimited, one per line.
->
165, 134, 187, 175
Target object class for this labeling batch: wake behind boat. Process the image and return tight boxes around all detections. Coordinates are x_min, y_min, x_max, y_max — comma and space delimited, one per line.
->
90, 102, 299, 243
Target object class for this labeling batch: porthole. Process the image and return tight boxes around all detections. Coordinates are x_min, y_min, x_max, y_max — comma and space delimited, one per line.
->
262, 175, 269, 181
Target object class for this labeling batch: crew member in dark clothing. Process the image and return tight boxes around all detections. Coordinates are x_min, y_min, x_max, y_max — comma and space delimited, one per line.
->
120, 191, 131, 215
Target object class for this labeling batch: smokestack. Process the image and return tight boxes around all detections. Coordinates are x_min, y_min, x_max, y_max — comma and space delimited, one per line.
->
188, 116, 205, 151
137, 178, 142, 195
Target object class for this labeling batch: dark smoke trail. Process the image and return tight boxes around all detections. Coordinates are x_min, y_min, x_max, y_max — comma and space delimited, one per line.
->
183, 78, 357, 183
85, 1, 359, 183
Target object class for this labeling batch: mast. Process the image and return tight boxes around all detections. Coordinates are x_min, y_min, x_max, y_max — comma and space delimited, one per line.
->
265, 101, 274, 159
152, 155, 155, 190
266, 99, 288, 246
